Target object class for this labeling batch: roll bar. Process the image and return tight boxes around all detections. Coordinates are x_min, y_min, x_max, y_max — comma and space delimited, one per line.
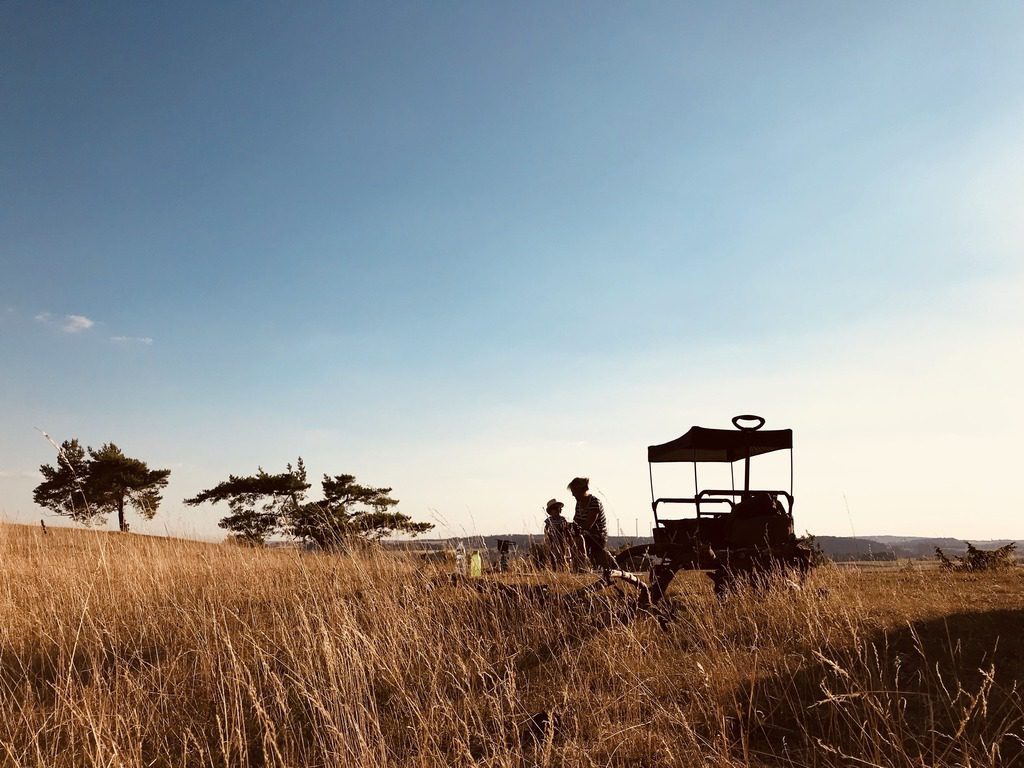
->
652, 490, 794, 524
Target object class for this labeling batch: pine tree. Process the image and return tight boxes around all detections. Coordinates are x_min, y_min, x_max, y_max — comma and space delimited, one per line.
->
34, 440, 171, 532
184, 460, 309, 545
186, 461, 433, 546
288, 474, 433, 547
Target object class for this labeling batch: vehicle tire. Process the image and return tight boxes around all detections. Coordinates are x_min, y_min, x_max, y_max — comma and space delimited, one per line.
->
710, 565, 732, 599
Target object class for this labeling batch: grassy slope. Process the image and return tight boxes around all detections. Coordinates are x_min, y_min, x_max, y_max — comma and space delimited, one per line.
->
0, 523, 1021, 767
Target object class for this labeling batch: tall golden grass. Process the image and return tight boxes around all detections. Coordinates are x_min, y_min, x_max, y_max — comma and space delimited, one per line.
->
0, 522, 1021, 767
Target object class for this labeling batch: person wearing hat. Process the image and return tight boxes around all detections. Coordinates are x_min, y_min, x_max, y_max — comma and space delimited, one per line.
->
568, 477, 617, 573
543, 498, 571, 570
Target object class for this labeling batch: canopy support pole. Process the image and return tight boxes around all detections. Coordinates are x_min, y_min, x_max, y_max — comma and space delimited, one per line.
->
693, 449, 699, 516
649, 462, 658, 526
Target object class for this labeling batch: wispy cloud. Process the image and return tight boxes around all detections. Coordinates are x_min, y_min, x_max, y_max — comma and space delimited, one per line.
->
111, 335, 154, 345
35, 312, 96, 333
33, 310, 154, 345
64, 314, 94, 332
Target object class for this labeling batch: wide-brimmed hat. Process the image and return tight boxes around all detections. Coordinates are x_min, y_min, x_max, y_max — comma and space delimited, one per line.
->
545, 498, 564, 513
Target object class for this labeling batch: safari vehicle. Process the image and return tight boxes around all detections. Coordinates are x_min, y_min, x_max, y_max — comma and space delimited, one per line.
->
460, 415, 810, 613
619, 414, 812, 600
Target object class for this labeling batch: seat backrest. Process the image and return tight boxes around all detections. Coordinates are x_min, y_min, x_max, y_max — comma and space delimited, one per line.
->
730, 514, 794, 548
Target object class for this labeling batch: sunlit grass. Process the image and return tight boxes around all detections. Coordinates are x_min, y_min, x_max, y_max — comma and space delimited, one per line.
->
0, 523, 1021, 766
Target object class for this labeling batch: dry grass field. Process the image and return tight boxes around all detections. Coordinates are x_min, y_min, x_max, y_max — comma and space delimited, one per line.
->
1, 523, 1021, 767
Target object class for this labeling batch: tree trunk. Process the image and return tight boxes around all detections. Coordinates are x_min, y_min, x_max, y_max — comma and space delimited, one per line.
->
118, 497, 127, 532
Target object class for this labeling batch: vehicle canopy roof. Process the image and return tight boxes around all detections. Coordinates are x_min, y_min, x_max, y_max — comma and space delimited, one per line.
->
647, 426, 792, 463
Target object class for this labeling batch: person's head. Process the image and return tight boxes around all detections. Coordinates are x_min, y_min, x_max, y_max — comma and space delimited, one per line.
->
567, 477, 589, 500
545, 498, 564, 516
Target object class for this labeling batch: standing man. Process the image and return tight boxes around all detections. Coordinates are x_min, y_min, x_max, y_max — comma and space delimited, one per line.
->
568, 477, 617, 573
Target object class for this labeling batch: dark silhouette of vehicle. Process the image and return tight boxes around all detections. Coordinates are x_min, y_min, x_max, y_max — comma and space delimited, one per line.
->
618, 414, 812, 600
455, 415, 810, 614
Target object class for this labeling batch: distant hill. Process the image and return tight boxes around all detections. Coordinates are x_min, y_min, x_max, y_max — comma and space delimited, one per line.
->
812, 536, 909, 561
775, 536, 1022, 561
859, 536, 1024, 559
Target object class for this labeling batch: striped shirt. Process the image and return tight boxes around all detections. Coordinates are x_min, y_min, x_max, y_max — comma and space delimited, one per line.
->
544, 514, 570, 542
573, 494, 607, 540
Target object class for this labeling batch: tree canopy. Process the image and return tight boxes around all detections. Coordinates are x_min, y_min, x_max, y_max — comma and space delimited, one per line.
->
184, 460, 310, 545
34, 440, 171, 532
290, 473, 433, 546
185, 461, 433, 546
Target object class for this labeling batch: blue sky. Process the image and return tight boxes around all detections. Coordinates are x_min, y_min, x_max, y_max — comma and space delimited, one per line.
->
2, 2, 1022, 540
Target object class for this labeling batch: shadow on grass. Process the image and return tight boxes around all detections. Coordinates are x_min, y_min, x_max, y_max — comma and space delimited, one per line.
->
738, 609, 1024, 766
0, 641, 169, 706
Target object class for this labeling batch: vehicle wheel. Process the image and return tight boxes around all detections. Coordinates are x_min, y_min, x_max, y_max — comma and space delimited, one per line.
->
649, 561, 680, 604
710, 565, 732, 599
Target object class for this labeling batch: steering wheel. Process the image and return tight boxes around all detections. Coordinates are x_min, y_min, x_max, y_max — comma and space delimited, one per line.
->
732, 414, 765, 431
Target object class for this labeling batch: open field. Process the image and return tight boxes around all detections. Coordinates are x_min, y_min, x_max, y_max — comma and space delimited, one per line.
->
1, 523, 1022, 767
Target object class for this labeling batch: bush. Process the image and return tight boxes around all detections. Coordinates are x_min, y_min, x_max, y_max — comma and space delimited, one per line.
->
935, 541, 1016, 571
